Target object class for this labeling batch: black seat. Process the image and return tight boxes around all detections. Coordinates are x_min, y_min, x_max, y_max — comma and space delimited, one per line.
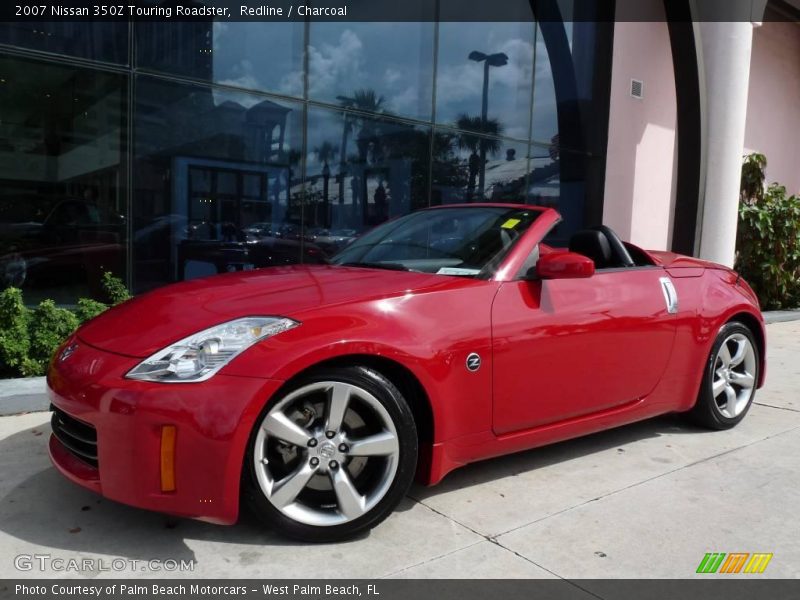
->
568, 225, 635, 269
465, 227, 514, 265
569, 229, 613, 269
591, 225, 635, 268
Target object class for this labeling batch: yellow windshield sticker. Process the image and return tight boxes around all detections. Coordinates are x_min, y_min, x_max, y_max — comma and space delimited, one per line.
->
501, 218, 521, 229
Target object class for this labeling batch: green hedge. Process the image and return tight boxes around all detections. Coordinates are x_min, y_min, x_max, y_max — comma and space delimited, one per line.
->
736, 154, 800, 310
0, 273, 130, 378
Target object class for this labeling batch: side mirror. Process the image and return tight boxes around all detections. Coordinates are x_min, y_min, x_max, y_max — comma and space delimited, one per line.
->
536, 251, 595, 279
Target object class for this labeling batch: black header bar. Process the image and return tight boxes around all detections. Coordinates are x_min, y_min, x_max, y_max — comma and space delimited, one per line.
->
1, 0, 798, 23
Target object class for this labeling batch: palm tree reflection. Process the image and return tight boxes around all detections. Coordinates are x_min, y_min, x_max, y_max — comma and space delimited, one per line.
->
313, 141, 338, 227
455, 114, 504, 201
336, 90, 386, 221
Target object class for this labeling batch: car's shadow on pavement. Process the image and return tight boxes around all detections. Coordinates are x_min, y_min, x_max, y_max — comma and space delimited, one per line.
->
0, 421, 377, 569
0, 413, 707, 563
409, 413, 708, 501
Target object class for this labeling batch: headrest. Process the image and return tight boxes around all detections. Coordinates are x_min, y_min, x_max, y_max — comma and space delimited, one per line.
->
569, 229, 612, 268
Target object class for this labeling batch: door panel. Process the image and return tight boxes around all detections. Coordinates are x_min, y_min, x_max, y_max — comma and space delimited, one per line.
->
491, 269, 677, 434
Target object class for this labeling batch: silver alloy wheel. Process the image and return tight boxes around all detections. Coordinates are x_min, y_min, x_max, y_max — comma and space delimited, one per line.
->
712, 332, 757, 418
253, 381, 400, 527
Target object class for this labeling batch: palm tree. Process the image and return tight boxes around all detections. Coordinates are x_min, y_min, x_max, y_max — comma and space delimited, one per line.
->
313, 141, 338, 171
337, 89, 387, 220
455, 114, 504, 200
342, 89, 386, 113
339, 89, 386, 162
333, 110, 355, 219
455, 114, 504, 152
313, 142, 338, 227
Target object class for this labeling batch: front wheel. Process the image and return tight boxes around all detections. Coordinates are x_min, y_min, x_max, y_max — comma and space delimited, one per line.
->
688, 322, 759, 430
245, 366, 418, 542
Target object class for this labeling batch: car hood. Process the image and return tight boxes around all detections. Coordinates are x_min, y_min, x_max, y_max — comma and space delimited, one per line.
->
78, 265, 451, 358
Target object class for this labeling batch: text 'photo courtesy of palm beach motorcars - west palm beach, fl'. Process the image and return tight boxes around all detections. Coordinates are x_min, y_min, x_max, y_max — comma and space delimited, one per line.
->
48, 204, 765, 542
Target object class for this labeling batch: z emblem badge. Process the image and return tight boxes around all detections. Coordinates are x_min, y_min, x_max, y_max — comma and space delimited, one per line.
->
466, 353, 481, 372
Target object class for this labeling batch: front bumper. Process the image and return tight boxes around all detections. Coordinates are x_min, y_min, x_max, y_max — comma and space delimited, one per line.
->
47, 337, 283, 524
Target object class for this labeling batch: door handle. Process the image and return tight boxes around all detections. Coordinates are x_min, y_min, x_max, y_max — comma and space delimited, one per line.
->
659, 277, 679, 314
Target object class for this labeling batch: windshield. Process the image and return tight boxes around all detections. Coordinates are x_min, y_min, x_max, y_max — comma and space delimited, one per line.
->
331, 206, 542, 277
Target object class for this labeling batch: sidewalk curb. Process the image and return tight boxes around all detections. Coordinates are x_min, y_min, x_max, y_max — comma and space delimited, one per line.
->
0, 376, 48, 416
763, 310, 800, 324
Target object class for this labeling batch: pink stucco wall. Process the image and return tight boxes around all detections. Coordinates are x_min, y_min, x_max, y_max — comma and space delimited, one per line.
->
744, 20, 800, 195
602, 16, 677, 251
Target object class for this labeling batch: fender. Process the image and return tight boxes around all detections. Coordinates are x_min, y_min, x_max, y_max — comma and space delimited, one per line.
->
224, 283, 499, 446
701, 269, 766, 388
659, 269, 766, 413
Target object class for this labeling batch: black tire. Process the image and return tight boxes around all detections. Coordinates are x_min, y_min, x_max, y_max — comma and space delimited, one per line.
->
687, 321, 760, 430
245, 366, 418, 542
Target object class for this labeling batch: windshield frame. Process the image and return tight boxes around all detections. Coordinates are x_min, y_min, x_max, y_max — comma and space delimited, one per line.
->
330, 205, 547, 280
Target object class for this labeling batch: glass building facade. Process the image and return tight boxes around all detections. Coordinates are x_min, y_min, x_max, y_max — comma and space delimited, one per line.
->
0, 5, 612, 303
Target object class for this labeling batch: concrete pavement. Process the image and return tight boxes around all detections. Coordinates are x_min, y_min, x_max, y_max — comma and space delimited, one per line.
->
0, 320, 798, 579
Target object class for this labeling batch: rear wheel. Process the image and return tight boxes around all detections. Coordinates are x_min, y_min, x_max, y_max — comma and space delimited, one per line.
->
688, 322, 759, 430
246, 366, 417, 542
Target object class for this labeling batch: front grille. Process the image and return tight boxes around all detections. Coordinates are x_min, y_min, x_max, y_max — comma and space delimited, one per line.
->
51, 407, 98, 468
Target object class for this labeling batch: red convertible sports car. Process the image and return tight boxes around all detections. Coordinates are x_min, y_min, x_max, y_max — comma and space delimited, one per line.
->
47, 204, 765, 542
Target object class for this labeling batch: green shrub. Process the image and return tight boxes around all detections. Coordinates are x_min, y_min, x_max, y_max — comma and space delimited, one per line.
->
75, 298, 108, 323
0, 288, 31, 377
740, 152, 767, 203
736, 154, 800, 310
27, 300, 80, 375
0, 271, 131, 378
102, 271, 131, 305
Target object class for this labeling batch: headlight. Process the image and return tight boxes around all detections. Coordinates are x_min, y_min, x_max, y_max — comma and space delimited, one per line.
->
125, 317, 299, 383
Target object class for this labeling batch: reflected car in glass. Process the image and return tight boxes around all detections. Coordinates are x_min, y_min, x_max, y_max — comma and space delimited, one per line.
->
0, 198, 124, 298
47, 204, 765, 542
303, 228, 358, 255
242, 222, 277, 240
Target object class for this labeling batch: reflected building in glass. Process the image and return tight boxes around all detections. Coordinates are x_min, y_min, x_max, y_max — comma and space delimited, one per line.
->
0, 1, 613, 301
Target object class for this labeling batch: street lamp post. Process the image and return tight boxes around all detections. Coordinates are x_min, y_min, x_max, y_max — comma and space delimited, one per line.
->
468, 50, 508, 199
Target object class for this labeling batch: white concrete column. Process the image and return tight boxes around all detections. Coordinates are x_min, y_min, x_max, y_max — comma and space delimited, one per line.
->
696, 22, 755, 267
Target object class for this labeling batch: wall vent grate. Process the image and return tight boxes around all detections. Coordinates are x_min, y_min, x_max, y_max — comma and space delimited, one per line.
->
630, 79, 644, 99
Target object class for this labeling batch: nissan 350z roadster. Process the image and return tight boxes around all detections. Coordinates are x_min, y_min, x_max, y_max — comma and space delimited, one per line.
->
47, 204, 765, 541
